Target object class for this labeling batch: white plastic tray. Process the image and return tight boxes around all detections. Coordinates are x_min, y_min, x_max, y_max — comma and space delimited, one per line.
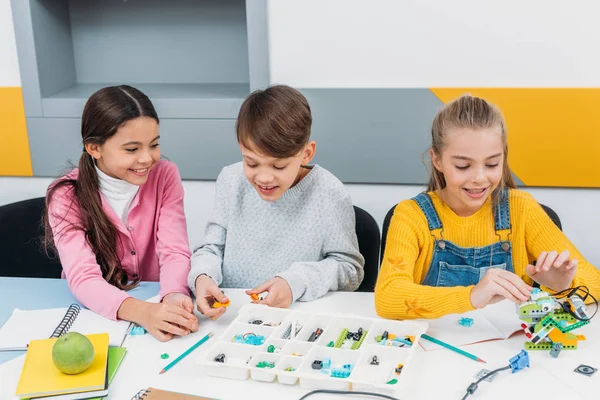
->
197, 304, 428, 395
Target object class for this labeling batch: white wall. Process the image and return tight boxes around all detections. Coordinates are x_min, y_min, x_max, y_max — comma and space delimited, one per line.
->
267, 0, 600, 88
0, 178, 598, 267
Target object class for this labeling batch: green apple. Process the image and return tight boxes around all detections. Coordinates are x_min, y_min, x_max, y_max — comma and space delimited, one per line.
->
52, 332, 95, 374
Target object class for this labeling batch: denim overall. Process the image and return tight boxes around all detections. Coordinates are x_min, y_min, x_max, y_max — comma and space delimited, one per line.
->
416, 191, 514, 287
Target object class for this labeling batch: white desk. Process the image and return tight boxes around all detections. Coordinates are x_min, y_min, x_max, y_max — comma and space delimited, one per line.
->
1, 289, 598, 400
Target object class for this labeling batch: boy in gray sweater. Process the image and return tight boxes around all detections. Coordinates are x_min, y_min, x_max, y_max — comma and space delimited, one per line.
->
188, 85, 364, 320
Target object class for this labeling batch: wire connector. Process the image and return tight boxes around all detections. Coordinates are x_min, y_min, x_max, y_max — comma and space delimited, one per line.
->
509, 350, 530, 373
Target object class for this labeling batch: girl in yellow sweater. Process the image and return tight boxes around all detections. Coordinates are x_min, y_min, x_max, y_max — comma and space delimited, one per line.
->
375, 94, 600, 320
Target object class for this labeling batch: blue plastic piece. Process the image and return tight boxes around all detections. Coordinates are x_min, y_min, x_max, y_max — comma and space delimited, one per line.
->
509, 350, 530, 373
331, 364, 352, 378
130, 325, 146, 335
531, 288, 542, 295
458, 317, 474, 327
233, 333, 265, 346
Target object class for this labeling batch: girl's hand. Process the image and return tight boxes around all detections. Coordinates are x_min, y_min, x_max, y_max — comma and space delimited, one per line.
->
138, 301, 199, 342
470, 268, 533, 309
195, 275, 229, 321
526, 250, 577, 292
247, 277, 293, 309
163, 292, 194, 313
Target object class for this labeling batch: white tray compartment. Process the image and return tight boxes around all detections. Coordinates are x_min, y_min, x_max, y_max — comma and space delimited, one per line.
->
248, 352, 281, 382
281, 341, 312, 357
221, 322, 275, 346
363, 319, 428, 349
273, 311, 313, 340
316, 316, 374, 350
235, 303, 291, 328
350, 345, 411, 394
276, 356, 305, 385
198, 342, 259, 381
294, 313, 335, 342
297, 347, 361, 391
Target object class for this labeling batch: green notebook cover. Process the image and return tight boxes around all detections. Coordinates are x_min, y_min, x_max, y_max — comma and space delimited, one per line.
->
25, 346, 128, 400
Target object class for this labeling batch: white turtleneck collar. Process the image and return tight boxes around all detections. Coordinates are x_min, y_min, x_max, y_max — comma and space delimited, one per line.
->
95, 165, 140, 224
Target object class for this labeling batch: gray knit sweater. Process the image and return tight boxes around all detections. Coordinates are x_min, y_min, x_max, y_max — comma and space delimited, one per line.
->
188, 162, 365, 302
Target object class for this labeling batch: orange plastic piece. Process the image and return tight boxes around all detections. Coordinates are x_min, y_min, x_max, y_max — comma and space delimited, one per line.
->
213, 301, 231, 308
250, 293, 260, 301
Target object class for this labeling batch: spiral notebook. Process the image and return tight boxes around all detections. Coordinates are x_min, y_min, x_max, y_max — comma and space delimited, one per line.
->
0, 304, 131, 351
131, 388, 216, 399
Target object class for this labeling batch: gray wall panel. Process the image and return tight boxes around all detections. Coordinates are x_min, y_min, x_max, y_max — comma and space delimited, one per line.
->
28, 117, 82, 177
246, 0, 270, 91
303, 88, 443, 184
159, 119, 240, 179
27, 118, 240, 179
30, 0, 76, 97
69, 0, 249, 84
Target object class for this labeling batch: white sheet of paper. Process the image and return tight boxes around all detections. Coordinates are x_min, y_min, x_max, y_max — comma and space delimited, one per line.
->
0, 307, 131, 350
419, 300, 523, 350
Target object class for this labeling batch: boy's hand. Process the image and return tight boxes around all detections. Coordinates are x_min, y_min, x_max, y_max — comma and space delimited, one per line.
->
526, 250, 577, 292
195, 275, 229, 320
247, 277, 293, 308
470, 268, 533, 309
138, 301, 198, 342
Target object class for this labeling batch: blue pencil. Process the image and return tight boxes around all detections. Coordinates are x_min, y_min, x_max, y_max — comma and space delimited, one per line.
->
159, 332, 214, 374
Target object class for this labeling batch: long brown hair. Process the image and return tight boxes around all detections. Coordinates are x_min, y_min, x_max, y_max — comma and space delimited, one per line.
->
236, 85, 312, 158
428, 94, 516, 209
44, 85, 159, 290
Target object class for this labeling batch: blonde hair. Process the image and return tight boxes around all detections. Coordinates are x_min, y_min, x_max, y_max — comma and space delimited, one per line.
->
428, 94, 516, 207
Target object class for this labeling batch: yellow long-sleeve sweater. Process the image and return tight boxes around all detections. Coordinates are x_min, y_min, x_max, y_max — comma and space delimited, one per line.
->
374, 189, 600, 320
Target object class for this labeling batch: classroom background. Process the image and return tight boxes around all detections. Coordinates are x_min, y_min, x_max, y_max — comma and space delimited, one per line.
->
0, 0, 599, 268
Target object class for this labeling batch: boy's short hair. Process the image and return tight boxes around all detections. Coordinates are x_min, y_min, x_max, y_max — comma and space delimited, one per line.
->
236, 85, 312, 158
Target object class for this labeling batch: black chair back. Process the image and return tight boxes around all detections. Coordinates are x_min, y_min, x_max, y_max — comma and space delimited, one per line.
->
0, 197, 62, 278
353, 206, 380, 292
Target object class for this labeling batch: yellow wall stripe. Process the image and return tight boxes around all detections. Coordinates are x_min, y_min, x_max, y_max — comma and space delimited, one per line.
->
0, 87, 32, 176
430, 88, 600, 188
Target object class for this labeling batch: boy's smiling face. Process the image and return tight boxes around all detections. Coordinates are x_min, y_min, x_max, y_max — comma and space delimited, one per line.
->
240, 141, 316, 201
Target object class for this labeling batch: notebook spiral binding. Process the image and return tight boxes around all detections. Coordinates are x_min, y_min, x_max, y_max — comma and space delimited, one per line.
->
50, 304, 81, 338
131, 388, 151, 399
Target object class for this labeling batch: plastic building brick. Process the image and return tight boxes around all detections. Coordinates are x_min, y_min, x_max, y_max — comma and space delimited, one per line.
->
550, 343, 563, 358
267, 345, 276, 353
327, 341, 335, 347
213, 300, 230, 308
249, 319, 263, 325
160, 353, 169, 359
394, 364, 404, 375
331, 364, 352, 378
256, 361, 275, 369
509, 350, 530, 373
574, 364, 597, 376
458, 317, 474, 327
312, 360, 323, 370
308, 328, 324, 342
233, 333, 265, 345
322, 358, 331, 370
284, 366, 295, 372
250, 293, 260, 301
386, 378, 398, 385
214, 354, 225, 363
370, 356, 379, 365
130, 325, 146, 335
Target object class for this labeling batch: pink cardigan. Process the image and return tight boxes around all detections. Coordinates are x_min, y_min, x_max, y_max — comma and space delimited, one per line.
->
48, 160, 191, 320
